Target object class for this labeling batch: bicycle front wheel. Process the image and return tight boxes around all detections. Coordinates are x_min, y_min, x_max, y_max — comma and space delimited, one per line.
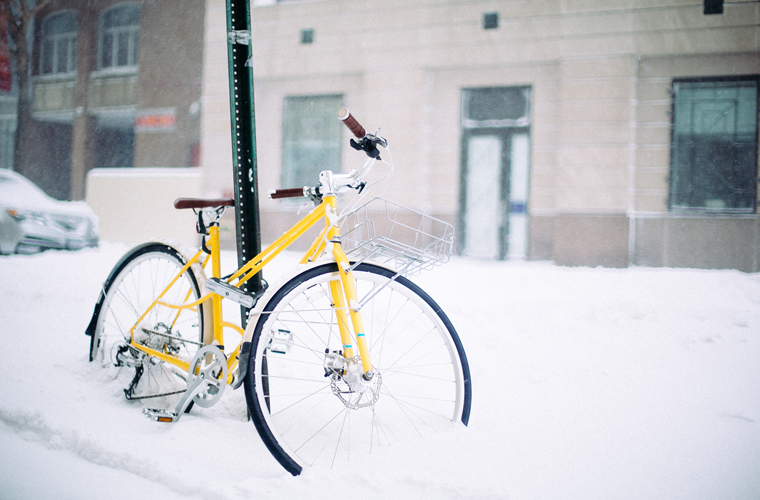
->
245, 263, 471, 475
88, 243, 210, 407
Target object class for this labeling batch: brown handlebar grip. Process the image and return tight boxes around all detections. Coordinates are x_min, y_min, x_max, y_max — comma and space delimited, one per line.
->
270, 187, 305, 199
337, 107, 366, 138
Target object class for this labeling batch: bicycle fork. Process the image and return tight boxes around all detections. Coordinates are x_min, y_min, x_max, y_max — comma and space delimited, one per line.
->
324, 195, 374, 380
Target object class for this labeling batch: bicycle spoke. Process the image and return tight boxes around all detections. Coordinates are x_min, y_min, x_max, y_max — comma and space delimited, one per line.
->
248, 263, 469, 473
91, 244, 205, 413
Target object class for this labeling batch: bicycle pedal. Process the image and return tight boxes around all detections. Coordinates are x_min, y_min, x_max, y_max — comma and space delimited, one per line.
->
143, 407, 179, 423
205, 277, 261, 308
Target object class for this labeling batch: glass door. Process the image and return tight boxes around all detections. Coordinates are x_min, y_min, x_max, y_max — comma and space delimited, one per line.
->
463, 134, 503, 259
460, 87, 531, 259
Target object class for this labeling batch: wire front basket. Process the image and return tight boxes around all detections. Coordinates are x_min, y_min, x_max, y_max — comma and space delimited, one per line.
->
339, 198, 455, 276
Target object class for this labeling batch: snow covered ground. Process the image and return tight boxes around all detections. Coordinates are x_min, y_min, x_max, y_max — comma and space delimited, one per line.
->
1, 242, 759, 499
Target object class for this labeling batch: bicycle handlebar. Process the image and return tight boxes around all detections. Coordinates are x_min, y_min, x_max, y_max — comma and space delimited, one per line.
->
270, 187, 307, 199
337, 107, 365, 138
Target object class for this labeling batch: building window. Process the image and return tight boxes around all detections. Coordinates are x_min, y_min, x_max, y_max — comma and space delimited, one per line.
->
670, 77, 759, 212
483, 12, 499, 30
40, 11, 77, 76
0, 116, 16, 170
96, 125, 134, 168
462, 86, 530, 128
300, 28, 314, 45
99, 4, 140, 71
281, 95, 343, 188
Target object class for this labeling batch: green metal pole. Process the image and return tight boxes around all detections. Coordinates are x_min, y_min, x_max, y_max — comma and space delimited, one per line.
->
225, 0, 262, 326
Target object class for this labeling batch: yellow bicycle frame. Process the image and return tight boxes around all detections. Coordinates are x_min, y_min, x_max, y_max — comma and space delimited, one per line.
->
127, 193, 374, 382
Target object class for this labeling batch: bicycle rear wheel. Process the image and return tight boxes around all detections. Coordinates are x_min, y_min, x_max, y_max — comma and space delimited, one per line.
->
87, 243, 210, 407
244, 263, 471, 475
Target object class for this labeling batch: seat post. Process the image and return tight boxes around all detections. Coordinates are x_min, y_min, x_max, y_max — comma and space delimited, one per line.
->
207, 223, 224, 345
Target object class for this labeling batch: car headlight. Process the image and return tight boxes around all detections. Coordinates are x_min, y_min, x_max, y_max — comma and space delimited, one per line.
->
52, 215, 86, 232
6, 209, 46, 224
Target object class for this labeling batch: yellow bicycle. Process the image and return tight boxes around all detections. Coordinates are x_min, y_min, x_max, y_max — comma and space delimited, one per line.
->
85, 109, 472, 475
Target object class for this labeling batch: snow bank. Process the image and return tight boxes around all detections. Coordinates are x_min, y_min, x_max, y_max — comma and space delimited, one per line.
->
1, 244, 758, 499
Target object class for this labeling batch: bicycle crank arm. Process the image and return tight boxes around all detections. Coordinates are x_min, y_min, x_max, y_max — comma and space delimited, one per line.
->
143, 373, 206, 423
143, 345, 227, 423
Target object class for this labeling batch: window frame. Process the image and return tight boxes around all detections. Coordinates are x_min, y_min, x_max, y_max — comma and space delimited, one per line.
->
97, 3, 140, 74
668, 75, 760, 214
39, 10, 78, 77
458, 86, 533, 259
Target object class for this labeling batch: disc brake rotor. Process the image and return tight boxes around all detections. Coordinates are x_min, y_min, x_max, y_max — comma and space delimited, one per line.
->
326, 355, 382, 410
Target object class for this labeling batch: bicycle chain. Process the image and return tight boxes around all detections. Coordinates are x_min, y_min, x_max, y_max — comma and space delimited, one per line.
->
125, 389, 187, 401
121, 351, 189, 401
140, 327, 204, 347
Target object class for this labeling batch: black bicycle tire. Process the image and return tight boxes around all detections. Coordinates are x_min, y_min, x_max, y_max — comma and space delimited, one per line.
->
89, 243, 205, 359
88, 243, 208, 412
244, 262, 472, 476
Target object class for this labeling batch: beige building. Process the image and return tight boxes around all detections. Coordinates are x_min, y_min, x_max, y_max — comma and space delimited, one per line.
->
7, 1, 755, 270
201, 0, 760, 271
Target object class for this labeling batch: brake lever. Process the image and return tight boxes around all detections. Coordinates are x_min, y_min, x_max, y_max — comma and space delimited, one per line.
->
370, 129, 388, 148
350, 138, 380, 160
350, 133, 386, 161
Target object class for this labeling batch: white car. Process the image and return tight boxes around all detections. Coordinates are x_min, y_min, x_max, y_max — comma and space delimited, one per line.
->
0, 169, 99, 254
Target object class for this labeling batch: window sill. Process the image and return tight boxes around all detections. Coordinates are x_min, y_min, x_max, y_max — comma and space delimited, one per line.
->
35, 72, 77, 83
669, 207, 757, 216
90, 67, 139, 80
